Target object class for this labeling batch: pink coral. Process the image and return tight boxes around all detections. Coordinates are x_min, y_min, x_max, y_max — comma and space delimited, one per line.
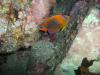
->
31, 0, 50, 24
27, 8, 33, 23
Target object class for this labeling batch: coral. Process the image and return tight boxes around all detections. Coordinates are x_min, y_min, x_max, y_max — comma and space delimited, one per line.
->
0, 36, 17, 53
31, 40, 57, 67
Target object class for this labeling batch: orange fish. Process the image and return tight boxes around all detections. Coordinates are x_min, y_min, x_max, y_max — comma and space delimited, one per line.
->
39, 15, 71, 33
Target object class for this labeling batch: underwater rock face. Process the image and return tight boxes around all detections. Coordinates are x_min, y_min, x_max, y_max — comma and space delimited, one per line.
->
0, 37, 17, 53
31, 0, 50, 24
60, 8, 100, 75
0, 17, 7, 34
70, 0, 88, 22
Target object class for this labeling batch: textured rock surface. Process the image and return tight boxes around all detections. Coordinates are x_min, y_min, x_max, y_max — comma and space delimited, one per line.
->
59, 7, 100, 75
0, 17, 7, 34
0, 37, 17, 53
